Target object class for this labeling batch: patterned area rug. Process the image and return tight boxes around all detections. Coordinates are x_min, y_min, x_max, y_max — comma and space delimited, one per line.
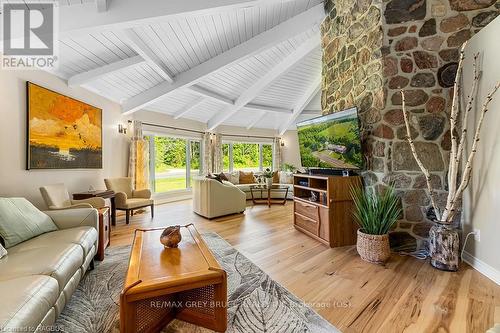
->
55, 233, 339, 333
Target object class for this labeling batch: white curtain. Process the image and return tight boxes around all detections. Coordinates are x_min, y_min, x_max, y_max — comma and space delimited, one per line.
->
201, 132, 213, 175
128, 120, 150, 190
213, 134, 223, 174
272, 137, 282, 171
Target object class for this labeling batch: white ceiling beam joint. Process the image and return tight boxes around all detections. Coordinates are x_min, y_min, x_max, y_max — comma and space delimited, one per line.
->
68, 55, 144, 87
206, 35, 320, 130
122, 29, 174, 83
279, 80, 321, 135
121, 4, 325, 115
172, 97, 205, 119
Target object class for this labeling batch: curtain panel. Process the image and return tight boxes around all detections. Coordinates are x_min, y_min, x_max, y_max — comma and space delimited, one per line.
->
213, 134, 223, 174
272, 137, 282, 171
128, 120, 150, 190
201, 132, 213, 175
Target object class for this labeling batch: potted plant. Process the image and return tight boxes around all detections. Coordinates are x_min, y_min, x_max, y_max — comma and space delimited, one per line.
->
400, 43, 499, 271
262, 168, 274, 187
350, 186, 402, 264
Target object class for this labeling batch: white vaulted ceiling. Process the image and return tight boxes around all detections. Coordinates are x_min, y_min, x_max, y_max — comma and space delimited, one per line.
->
21, 0, 326, 133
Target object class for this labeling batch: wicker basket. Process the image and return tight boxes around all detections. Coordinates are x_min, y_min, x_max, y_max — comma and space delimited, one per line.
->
356, 229, 391, 264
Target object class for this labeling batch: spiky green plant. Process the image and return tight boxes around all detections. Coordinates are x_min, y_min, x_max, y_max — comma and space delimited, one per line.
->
350, 185, 402, 235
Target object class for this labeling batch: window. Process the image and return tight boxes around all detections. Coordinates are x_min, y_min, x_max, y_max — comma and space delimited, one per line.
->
149, 135, 202, 193
223, 142, 274, 172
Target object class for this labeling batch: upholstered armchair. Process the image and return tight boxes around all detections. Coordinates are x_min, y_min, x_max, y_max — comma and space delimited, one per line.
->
40, 184, 105, 210
104, 177, 154, 224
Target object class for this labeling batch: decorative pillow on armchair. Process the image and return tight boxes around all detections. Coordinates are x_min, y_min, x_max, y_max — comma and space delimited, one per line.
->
0, 198, 57, 248
239, 171, 255, 184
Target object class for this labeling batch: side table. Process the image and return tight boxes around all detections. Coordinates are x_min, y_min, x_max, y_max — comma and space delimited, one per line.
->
73, 190, 117, 225
96, 207, 111, 261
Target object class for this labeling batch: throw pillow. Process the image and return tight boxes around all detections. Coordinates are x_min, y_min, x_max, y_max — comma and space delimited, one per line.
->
239, 171, 255, 184
272, 171, 280, 183
0, 198, 57, 248
227, 171, 240, 184
0, 243, 7, 259
218, 172, 229, 182
206, 173, 223, 183
280, 171, 294, 184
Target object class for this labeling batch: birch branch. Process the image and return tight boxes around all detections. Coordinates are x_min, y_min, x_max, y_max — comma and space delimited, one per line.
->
446, 82, 500, 222
401, 90, 442, 221
447, 43, 467, 210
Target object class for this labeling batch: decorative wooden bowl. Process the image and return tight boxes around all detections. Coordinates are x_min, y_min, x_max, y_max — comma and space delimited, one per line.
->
160, 225, 182, 248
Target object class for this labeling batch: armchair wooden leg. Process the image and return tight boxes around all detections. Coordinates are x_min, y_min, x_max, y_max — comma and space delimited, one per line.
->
151, 204, 154, 218
126, 210, 130, 224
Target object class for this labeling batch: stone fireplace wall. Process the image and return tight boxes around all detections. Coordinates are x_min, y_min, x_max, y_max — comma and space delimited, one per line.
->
321, 0, 499, 250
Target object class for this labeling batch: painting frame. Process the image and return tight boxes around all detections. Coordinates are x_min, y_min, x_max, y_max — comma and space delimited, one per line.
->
26, 82, 103, 170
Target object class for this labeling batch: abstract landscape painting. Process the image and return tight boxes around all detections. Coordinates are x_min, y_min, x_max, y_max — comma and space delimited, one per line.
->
27, 82, 102, 169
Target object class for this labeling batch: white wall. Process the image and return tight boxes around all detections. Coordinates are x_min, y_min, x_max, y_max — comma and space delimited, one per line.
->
0, 70, 128, 208
281, 130, 302, 170
462, 15, 500, 282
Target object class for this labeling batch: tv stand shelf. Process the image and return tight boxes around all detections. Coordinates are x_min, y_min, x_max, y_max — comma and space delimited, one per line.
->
293, 174, 362, 247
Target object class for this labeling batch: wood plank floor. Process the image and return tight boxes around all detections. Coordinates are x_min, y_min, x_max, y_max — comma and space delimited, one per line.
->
110, 200, 500, 333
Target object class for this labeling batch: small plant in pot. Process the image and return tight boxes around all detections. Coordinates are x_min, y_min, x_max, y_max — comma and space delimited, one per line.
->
262, 168, 274, 187
350, 186, 402, 264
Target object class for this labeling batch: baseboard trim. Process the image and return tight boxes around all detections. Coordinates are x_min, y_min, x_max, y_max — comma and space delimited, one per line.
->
462, 251, 500, 286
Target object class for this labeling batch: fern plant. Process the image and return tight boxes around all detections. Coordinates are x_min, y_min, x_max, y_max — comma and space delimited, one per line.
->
350, 186, 402, 235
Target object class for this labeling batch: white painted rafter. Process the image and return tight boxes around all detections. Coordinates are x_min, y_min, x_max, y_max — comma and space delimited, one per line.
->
279, 79, 321, 135
246, 112, 267, 130
188, 85, 234, 105
68, 55, 144, 87
55, 0, 305, 39
172, 97, 205, 119
122, 29, 174, 83
206, 35, 320, 130
121, 4, 325, 115
244, 104, 292, 114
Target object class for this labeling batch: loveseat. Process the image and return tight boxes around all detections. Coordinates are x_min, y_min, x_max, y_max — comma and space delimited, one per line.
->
192, 177, 246, 219
0, 198, 98, 332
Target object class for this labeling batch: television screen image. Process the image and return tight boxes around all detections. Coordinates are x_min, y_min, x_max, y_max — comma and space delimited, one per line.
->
297, 107, 363, 170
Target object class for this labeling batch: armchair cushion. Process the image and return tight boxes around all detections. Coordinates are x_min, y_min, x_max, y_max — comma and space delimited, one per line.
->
132, 189, 152, 199
0, 198, 57, 248
119, 198, 154, 210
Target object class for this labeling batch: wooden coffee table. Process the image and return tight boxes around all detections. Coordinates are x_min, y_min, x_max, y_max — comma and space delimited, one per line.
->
120, 224, 227, 333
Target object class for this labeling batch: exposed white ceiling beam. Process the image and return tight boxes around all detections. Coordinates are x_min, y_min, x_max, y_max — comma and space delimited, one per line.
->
244, 104, 292, 114
279, 80, 321, 135
122, 29, 174, 83
207, 35, 320, 130
96, 0, 109, 12
68, 55, 144, 87
246, 112, 267, 130
54, 0, 304, 39
188, 85, 234, 105
121, 4, 325, 115
172, 97, 205, 119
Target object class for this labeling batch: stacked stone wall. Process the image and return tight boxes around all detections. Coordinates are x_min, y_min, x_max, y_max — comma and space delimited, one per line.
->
321, 0, 499, 249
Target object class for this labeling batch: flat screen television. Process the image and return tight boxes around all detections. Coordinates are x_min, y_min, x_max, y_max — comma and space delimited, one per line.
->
297, 107, 363, 170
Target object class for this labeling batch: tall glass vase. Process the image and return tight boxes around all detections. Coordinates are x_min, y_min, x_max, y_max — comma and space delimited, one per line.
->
428, 222, 460, 271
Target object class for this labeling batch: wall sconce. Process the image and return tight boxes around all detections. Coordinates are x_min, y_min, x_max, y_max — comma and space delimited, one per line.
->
280, 140, 285, 147
118, 124, 127, 134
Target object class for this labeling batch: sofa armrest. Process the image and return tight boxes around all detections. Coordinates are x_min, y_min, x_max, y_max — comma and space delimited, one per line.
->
115, 191, 128, 208
43, 208, 99, 231
72, 197, 106, 208
48, 203, 93, 210
132, 189, 151, 199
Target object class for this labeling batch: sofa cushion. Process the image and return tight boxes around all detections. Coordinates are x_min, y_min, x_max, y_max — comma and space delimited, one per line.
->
239, 171, 255, 184
7, 227, 97, 258
0, 243, 84, 292
0, 275, 59, 331
272, 171, 280, 183
224, 171, 239, 184
0, 243, 6, 259
0, 198, 57, 248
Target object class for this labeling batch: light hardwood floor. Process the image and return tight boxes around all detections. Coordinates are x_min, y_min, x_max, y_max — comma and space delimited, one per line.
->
110, 200, 500, 333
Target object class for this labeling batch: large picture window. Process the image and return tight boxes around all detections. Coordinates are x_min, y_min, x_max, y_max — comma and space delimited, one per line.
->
223, 141, 273, 172
148, 135, 202, 193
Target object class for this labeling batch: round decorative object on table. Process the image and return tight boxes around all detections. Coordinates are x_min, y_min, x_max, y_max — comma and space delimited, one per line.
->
429, 222, 459, 271
160, 225, 182, 248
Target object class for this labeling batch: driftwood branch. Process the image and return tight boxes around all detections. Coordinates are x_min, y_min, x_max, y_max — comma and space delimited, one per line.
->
401, 90, 442, 221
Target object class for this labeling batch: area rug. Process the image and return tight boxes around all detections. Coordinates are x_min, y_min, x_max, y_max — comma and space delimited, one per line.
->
54, 233, 340, 333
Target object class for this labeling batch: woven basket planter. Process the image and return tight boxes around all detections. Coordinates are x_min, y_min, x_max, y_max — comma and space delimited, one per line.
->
356, 229, 391, 264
